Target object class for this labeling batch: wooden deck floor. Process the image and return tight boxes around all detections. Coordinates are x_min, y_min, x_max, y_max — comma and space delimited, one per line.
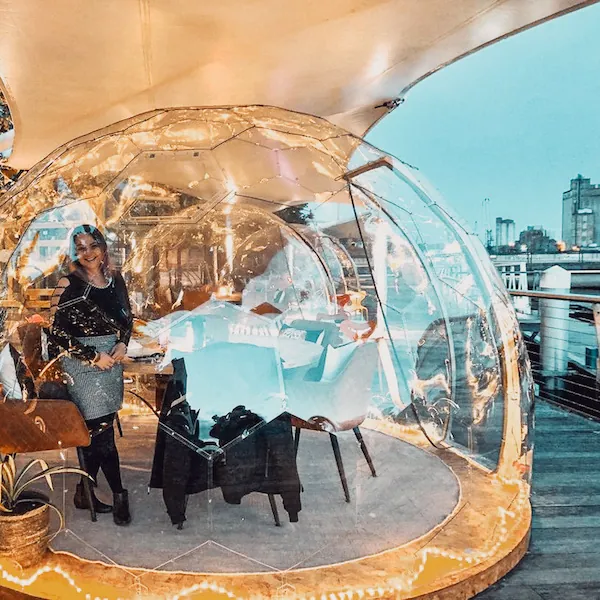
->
476, 400, 600, 599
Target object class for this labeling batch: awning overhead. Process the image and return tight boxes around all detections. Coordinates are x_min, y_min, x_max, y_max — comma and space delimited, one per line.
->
0, 0, 596, 169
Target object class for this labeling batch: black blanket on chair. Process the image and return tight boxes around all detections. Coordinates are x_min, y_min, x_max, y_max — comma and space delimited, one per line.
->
211, 408, 302, 522
149, 359, 302, 525
149, 358, 218, 526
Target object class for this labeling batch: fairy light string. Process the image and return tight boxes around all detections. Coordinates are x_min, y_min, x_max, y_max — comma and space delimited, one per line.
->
0, 467, 530, 600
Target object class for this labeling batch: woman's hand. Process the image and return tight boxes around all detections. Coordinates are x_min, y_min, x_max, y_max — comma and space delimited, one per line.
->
109, 342, 128, 362
95, 352, 116, 370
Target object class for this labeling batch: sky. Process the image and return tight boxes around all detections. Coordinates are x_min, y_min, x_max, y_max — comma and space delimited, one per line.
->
367, 2, 600, 242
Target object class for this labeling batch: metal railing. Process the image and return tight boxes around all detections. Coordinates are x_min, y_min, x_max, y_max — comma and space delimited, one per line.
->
509, 289, 600, 419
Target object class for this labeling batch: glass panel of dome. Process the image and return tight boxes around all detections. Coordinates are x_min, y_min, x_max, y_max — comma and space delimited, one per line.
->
3, 155, 55, 196
35, 166, 88, 201
351, 165, 491, 320
49, 135, 140, 178
391, 157, 475, 233
62, 110, 167, 150
2, 201, 98, 292
126, 109, 252, 138
124, 110, 193, 133
278, 146, 346, 194
237, 127, 319, 150
237, 176, 317, 206
469, 231, 514, 299
386, 176, 516, 466
351, 165, 505, 467
132, 119, 251, 151
128, 151, 225, 196
102, 151, 228, 226
281, 185, 453, 443
212, 138, 280, 189
1, 187, 56, 225
469, 232, 531, 446
29, 139, 141, 202
155, 120, 219, 150
320, 134, 363, 168
241, 106, 342, 140
487, 281, 534, 483
287, 226, 360, 295
346, 141, 387, 171
47, 139, 104, 173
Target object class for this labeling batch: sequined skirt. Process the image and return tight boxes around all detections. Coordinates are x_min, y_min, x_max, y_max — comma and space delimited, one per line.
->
60, 334, 124, 421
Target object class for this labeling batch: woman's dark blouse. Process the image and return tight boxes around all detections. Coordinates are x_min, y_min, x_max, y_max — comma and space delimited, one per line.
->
50, 272, 133, 362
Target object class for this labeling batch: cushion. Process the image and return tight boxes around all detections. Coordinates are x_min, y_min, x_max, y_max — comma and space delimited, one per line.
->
278, 337, 323, 369
320, 342, 359, 382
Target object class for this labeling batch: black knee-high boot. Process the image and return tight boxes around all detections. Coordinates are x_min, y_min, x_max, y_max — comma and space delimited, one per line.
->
75, 431, 112, 513
94, 422, 124, 493
92, 416, 131, 525
73, 480, 113, 513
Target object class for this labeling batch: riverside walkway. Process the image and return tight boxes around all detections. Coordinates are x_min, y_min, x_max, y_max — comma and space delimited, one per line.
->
477, 400, 600, 599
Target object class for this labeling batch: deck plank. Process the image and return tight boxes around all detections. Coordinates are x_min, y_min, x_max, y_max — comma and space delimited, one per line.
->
529, 527, 600, 554
475, 399, 600, 598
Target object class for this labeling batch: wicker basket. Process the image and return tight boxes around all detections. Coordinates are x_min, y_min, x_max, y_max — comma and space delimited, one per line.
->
0, 502, 50, 568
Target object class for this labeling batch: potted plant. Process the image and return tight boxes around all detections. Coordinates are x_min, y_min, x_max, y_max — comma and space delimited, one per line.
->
0, 452, 91, 568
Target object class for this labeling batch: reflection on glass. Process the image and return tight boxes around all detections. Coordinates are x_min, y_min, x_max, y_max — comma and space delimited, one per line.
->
0, 107, 532, 467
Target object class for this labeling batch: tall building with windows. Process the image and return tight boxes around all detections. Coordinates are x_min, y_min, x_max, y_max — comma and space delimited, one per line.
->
562, 174, 600, 247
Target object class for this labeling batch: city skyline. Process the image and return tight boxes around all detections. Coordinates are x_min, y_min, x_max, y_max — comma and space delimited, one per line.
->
367, 2, 600, 241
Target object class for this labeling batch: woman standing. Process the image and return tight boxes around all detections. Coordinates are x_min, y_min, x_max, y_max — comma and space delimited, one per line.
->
50, 224, 133, 526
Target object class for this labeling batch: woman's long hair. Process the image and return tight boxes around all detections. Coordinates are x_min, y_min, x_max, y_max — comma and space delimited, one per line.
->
67, 224, 115, 282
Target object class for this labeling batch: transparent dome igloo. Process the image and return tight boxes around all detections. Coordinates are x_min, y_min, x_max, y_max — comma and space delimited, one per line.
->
0, 106, 533, 598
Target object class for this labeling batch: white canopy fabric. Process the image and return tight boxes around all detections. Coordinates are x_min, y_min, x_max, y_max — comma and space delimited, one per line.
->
0, 0, 595, 169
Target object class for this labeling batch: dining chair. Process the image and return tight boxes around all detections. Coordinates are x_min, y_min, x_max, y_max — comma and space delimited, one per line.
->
285, 342, 378, 502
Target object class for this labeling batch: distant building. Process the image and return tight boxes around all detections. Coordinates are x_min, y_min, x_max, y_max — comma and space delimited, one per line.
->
518, 226, 556, 253
562, 175, 600, 248
495, 217, 516, 248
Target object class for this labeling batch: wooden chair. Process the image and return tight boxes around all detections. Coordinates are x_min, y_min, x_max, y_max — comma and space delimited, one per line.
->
23, 288, 53, 311
347, 290, 369, 321
0, 399, 98, 521
336, 291, 369, 321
